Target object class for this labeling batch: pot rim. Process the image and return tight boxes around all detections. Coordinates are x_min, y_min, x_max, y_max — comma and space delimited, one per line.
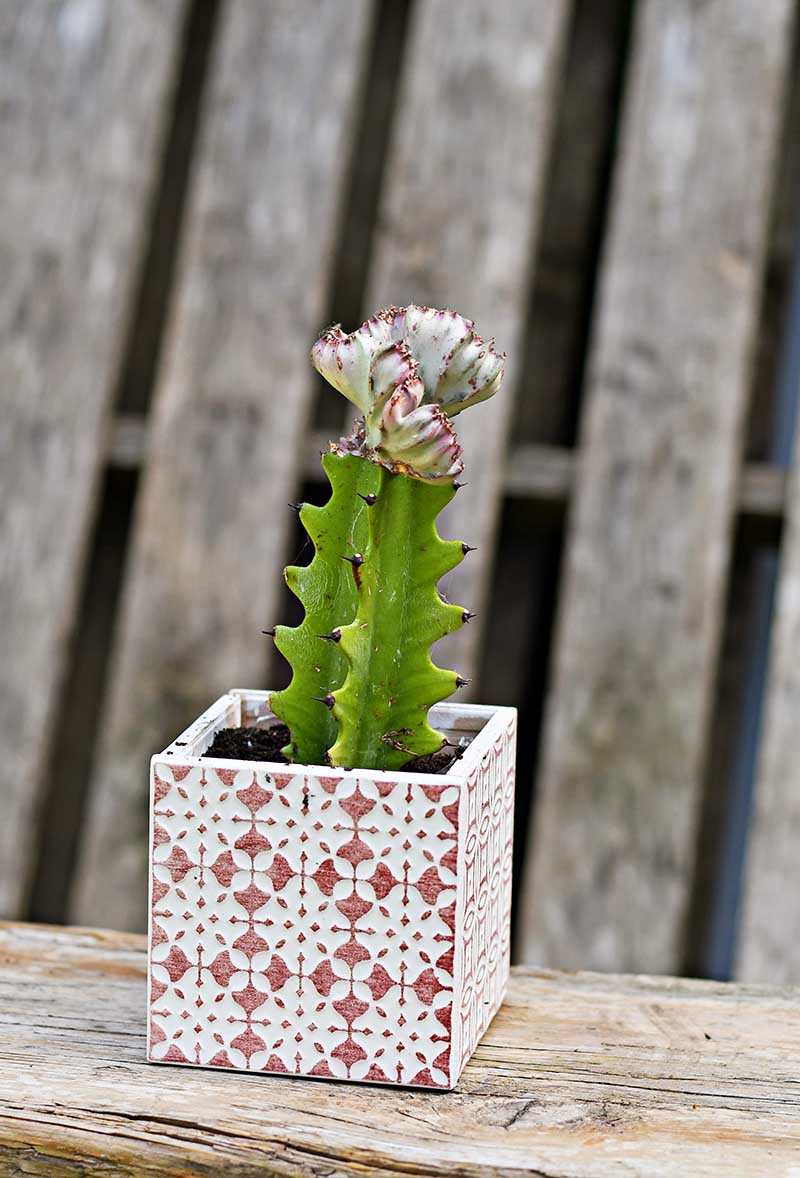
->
153, 687, 516, 784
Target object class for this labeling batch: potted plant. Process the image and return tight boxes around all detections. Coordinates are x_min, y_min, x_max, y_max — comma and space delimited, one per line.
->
148, 306, 517, 1089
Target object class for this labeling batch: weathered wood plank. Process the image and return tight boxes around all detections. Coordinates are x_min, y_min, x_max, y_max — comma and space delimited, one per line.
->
365, 0, 572, 685
730, 30, 800, 986
1, 922, 799, 1176
690, 23, 800, 983
71, 0, 374, 931
519, 0, 794, 972
738, 454, 800, 982
0, 0, 186, 917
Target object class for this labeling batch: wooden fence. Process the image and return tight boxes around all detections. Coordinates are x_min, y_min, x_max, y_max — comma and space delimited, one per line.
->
2, 0, 800, 981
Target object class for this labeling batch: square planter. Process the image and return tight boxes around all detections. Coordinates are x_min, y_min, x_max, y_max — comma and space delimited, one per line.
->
148, 689, 516, 1089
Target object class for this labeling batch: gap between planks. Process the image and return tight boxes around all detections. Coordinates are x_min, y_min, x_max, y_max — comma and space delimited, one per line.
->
107, 414, 788, 527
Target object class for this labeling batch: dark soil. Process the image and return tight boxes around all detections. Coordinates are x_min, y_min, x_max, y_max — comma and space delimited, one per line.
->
203, 721, 462, 774
204, 724, 289, 763
403, 746, 462, 774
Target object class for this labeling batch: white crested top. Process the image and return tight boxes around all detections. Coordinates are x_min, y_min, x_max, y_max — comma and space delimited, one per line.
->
311, 305, 505, 481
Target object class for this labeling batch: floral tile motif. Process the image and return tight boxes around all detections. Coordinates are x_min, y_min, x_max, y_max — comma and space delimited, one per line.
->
148, 715, 515, 1088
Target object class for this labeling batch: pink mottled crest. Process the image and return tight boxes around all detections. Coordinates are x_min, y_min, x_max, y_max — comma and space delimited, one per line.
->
311, 305, 505, 481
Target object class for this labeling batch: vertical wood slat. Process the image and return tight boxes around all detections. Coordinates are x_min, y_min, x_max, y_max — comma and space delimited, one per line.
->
0, 0, 187, 917
519, 0, 795, 973
70, 0, 374, 931
691, 43, 800, 981
738, 390, 800, 982
365, 0, 572, 684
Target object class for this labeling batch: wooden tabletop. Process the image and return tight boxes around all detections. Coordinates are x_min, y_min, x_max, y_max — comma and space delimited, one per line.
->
0, 922, 798, 1176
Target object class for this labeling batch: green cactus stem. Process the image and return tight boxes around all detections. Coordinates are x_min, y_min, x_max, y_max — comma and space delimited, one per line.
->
270, 451, 380, 764
327, 464, 467, 771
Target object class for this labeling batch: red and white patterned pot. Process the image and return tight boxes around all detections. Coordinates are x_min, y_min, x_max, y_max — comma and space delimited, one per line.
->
148, 689, 516, 1090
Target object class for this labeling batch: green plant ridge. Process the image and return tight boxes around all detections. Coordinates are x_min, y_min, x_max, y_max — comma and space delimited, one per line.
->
271, 451, 381, 764
328, 464, 466, 771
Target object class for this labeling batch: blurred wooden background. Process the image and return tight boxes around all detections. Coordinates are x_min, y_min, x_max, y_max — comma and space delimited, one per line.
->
2, 0, 800, 982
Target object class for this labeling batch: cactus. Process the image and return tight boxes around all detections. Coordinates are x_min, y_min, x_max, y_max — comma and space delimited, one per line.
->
329, 465, 466, 770
270, 305, 504, 770
270, 451, 380, 765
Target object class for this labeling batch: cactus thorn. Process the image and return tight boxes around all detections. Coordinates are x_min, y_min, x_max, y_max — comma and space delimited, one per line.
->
462, 543, 476, 555
262, 627, 277, 638
455, 675, 471, 689
312, 693, 336, 709
462, 610, 476, 623
341, 553, 364, 567
358, 492, 378, 506
453, 481, 468, 490
318, 628, 342, 643
288, 501, 304, 513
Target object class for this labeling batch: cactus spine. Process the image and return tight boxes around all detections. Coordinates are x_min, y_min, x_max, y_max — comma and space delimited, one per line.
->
270, 305, 504, 771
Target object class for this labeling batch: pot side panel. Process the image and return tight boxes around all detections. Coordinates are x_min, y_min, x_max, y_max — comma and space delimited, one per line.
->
456, 712, 516, 1074
148, 765, 460, 1087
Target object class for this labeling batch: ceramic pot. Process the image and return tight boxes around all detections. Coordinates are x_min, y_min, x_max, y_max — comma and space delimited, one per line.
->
148, 689, 516, 1089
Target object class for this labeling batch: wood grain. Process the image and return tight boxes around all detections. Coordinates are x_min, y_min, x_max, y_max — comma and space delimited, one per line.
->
1, 921, 798, 1176
71, 0, 373, 930
738, 452, 800, 982
0, 0, 186, 917
733, 33, 800, 986
365, 0, 572, 686
519, 0, 795, 972
694, 24, 800, 984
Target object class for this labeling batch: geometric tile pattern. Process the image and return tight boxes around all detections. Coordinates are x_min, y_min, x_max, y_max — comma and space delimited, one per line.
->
148, 713, 515, 1089
456, 715, 516, 1075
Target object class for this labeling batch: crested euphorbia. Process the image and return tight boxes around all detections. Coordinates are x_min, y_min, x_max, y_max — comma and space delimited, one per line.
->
270, 305, 504, 770
311, 305, 503, 479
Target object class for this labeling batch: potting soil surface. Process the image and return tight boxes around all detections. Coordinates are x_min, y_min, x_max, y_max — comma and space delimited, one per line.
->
203, 723, 462, 774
